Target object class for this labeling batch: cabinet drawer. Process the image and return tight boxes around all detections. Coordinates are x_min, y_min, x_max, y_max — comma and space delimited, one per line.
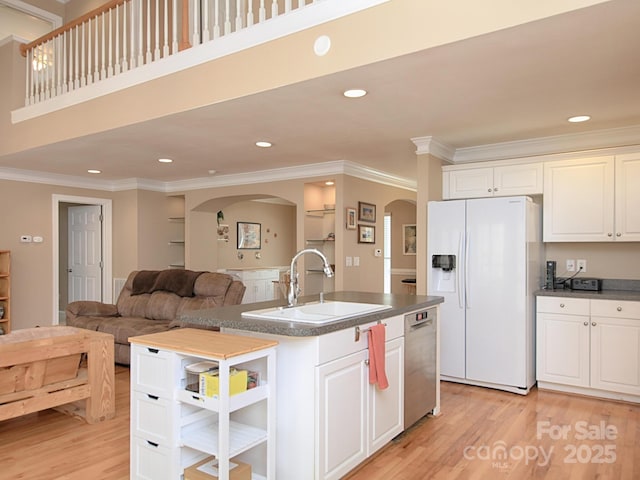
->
537, 296, 590, 315
591, 299, 640, 320
131, 345, 179, 396
131, 391, 178, 445
318, 315, 403, 365
131, 436, 178, 480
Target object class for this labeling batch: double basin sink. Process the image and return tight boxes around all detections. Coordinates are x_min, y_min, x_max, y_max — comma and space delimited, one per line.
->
241, 301, 391, 325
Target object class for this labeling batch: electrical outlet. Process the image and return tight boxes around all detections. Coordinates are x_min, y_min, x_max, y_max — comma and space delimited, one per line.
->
577, 259, 587, 273
353, 256, 360, 267
566, 259, 575, 272
345, 256, 352, 267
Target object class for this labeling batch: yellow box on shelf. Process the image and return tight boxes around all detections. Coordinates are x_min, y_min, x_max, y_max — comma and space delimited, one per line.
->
199, 368, 248, 397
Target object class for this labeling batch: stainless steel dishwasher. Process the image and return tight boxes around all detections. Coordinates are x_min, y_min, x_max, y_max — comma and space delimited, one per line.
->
404, 307, 437, 429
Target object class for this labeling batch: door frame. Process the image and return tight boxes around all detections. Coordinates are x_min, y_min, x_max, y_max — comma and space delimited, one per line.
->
52, 194, 113, 325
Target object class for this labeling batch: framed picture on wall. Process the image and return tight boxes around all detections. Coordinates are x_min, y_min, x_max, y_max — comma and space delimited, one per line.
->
358, 225, 375, 244
403, 224, 417, 255
358, 201, 376, 223
237, 222, 261, 249
346, 207, 357, 230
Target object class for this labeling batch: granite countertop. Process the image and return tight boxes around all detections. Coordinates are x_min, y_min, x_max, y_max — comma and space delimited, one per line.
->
181, 291, 444, 337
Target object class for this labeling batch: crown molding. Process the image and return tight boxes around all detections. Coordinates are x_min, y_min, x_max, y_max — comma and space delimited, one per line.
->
451, 124, 640, 164
411, 136, 456, 161
0, 160, 416, 193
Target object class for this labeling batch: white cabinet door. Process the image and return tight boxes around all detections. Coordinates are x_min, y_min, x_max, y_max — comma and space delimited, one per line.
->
493, 163, 543, 196
316, 350, 367, 480
445, 168, 494, 199
590, 316, 640, 395
368, 337, 404, 455
615, 153, 640, 241
536, 312, 590, 387
543, 156, 615, 241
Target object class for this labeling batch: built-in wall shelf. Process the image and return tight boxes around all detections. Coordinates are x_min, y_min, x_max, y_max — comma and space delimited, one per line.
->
168, 241, 185, 245
305, 209, 335, 217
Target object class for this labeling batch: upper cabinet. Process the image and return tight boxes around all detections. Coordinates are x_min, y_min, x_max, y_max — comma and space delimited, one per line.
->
443, 162, 543, 199
543, 155, 640, 242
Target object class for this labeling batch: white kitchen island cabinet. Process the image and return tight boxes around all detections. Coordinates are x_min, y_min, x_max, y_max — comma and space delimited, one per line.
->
226, 313, 406, 480
537, 296, 640, 402
129, 329, 277, 480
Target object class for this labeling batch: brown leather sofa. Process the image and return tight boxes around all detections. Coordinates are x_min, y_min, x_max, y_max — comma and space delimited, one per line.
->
65, 269, 245, 364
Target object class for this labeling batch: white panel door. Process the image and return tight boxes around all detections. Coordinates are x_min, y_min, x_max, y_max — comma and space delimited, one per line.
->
68, 205, 102, 303
465, 197, 527, 387
427, 200, 466, 379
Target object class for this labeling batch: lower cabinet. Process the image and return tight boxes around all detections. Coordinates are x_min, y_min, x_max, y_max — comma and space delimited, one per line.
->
225, 269, 280, 304
537, 296, 640, 401
316, 337, 404, 480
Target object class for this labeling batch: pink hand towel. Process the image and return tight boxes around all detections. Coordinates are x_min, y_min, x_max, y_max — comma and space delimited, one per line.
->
368, 323, 389, 390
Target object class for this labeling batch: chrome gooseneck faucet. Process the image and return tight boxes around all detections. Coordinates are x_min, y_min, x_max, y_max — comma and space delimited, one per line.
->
287, 248, 334, 307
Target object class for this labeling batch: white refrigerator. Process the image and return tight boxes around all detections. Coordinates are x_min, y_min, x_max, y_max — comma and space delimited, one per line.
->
427, 196, 542, 394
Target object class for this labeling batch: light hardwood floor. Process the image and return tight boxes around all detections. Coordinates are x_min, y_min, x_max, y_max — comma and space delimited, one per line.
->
1, 368, 638, 479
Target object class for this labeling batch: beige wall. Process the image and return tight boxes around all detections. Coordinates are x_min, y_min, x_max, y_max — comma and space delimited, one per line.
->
545, 242, 640, 281
386, 199, 417, 294
339, 176, 417, 293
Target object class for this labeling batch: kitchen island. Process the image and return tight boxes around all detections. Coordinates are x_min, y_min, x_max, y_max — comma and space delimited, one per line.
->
181, 291, 444, 480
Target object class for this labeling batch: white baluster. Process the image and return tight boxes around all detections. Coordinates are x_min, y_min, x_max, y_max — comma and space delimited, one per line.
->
259, 0, 266, 22
271, 0, 277, 18
247, 0, 254, 26
81, 23, 86, 86
163, 0, 169, 56
202, 0, 210, 42
107, 9, 113, 76
63, 30, 68, 94
171, 0, 178, 53
192, 0, 200, 45
284, 0, 291, 13
137, 0, 144, 67
87, 18, 93, 84
55, 35, 62, 96
298, 0, 304, 8
115, 5, 121, 74
235, 0, 242, 31
154, 0, 160, 60
74, 25, 80, 89
146, 0, 152, 63
213, 0, 220, 39
100, 12, 107, 79
24, 48, 30, 105
224, 0, 231, 35
122, 2, 129, 71
95, 15, 100, 80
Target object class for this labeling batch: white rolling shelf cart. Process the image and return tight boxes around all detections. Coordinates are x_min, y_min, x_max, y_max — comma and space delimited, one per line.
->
129, 328, 277, 480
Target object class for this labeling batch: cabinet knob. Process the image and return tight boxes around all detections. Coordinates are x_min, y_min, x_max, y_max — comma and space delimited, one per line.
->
364, 359, 370, 366
616, 233, 621, 237
560, 303, 565, 308
592, 322, 597, 327
487, 188, 492, 192
583, 321, 589, 326
617, 306, 622, 312
607, 233, 613, 237
494, 187, 498, 192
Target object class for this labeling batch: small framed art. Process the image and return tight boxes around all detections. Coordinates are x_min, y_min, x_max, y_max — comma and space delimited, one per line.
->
403, 224, 417, 255
358, 201, 376, 223
346, 207, 357, 230
358, 225, 375, 244
237, 222, 261, 249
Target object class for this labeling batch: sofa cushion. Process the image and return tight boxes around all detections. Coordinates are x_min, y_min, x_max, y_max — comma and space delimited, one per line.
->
193, 273, 233, 302
96, 317, 172, 345
145, 291, 182, 320
66, 315, 108, 332
131, 270, 160, 295
117, 291, 150, 318
66, 301, 119, 317
152, 269, 203, 297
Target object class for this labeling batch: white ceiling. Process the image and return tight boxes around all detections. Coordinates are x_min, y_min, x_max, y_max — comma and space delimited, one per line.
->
2, 0, 640, 184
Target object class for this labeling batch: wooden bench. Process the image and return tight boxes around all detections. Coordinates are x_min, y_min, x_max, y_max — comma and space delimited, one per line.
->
0, 326, 115, 424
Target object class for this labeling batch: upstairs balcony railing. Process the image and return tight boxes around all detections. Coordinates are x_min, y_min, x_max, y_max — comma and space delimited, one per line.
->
19, 0, 322, 107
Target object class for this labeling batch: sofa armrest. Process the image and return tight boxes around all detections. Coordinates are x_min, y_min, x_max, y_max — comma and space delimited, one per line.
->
66, 301, 119, 319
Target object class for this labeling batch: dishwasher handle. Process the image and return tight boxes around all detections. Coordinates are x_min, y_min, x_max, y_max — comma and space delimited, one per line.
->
406, 316, 434, 329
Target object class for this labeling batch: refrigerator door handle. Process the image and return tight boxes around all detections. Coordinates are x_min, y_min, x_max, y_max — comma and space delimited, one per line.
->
465, 229, 471, 309
457, 232, 464, 309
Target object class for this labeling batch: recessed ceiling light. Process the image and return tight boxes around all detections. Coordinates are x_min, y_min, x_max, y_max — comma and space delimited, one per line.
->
256, 141, 272, 148
325, 180, 335, 186
568, 115, 591, 123
343, 89, 367, 98
87, 169, 101, 174
158, 158, 173, 163
208, 169, 217, 175
314, 35, 331, 56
